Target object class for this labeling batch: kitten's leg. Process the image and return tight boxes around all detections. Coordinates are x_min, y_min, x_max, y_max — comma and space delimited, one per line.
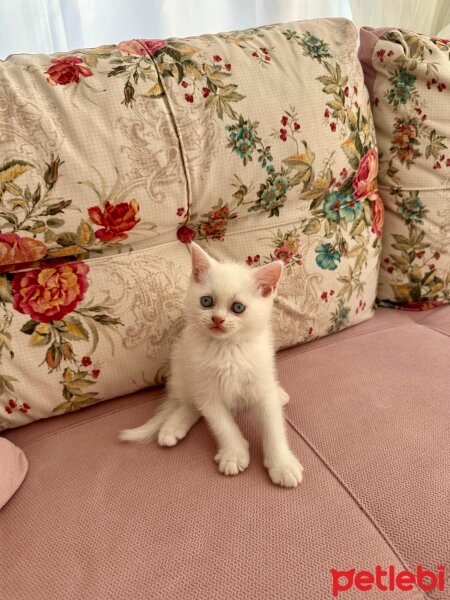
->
157, 404, 201, 447
200, 400, 250, 476
278, 385, 290, 407
252, 387, 303, 487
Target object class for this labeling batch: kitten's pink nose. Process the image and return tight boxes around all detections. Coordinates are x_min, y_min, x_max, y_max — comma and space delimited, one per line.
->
212, 315, 224, 326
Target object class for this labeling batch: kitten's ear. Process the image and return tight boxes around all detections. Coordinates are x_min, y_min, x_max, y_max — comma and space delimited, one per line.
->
190, 242, 215, 283
253, 260, 283, 297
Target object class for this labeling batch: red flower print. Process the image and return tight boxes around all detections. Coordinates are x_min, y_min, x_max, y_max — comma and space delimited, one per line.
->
45, 56, 93, 85
184, 94, 194, 103
23, 403, 30, 410
202, 87, 210, 98
438, 83, 447, 92
280, 128, 287, 141
433, 251, 441, 260
82, 356, 92, 367
181, 81, 188, 88
12, 262, 89, 323
246, 256, 253, 266
340, 168, 348, 179
177, 225, 196, 244
213, 55, 222, 62
307, 327, 313, 336
416, 251, 426, 259
88, 200, 140, 242
225, 63, 231, 71
324, 108, 330, 118
320, 291, 328, 302
387, 266, 394, 273
92, 369, 100, 379
293, 122, 301, 131
446, 159, 450, 167
176, 207, 185, 217
429, 264, 435, 270
371, 196, 384, 238
433, 161, 441, 169
0, 233, 47, 267
376, 49, 385, 62
329, 290, 335, 296
9, 399, 16, 408
330, 122, 336, 132
264, 55, 271, 61
199, 206, 230, 241
5, 406, 12, 414
344, 86, 349, 97
353, 148, 378, 201
274, 246, 293, 265
281, 116, 288, 126
384, 257, 390, 263
388, 50, 394, 56
118, 39, 166, 56
251, 52, 258, 58
260, 48, 268, 54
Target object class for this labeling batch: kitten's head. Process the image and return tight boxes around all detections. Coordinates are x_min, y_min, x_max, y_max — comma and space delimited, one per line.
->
185, 242, 283, 340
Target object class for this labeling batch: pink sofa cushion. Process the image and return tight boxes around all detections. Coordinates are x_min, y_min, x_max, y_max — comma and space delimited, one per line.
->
2, 307, 449, 599
0, 437, 28, 509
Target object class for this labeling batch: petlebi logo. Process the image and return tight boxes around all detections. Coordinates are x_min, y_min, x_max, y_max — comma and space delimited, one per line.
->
330, 565, 446, 597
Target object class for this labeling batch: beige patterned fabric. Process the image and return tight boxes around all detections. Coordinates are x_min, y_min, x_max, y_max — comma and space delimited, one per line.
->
360, 27, 450, 309
0, 18, 381, 430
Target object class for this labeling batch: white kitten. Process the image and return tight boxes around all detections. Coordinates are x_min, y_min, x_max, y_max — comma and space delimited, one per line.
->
119, 242, 303, 487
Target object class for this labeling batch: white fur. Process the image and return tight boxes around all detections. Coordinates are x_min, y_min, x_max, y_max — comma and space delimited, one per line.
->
119, 243, 303, 488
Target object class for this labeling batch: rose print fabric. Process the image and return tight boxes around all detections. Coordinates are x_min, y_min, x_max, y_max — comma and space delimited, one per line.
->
359, 28, 450, 309
160, 19, 381, 348
0, 18, 381, 430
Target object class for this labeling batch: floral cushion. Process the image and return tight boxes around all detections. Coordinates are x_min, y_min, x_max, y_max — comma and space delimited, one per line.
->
0, 18, 381, 430
359, 28, 450, 309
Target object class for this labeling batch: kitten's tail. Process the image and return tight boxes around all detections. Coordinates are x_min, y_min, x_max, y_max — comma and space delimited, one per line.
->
118, 398, 177, 444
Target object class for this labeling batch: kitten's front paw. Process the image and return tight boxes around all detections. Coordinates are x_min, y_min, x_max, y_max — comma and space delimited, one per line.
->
214, 444, 250, 476
265, 452, 304, 488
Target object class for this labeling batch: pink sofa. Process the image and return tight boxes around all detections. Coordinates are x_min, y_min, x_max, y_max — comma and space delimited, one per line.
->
1, 17, 450, 599
2, 304, 450, 599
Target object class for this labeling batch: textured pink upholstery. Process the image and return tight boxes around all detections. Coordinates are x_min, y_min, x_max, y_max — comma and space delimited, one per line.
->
1, 307, 449, 599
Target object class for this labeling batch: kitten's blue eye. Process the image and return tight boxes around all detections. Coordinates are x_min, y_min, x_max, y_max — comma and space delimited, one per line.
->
231, 301, 246, 314
200, 295, 214, 308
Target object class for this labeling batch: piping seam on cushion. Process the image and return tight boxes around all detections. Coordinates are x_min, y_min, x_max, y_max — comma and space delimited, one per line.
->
134, 39, 192, 221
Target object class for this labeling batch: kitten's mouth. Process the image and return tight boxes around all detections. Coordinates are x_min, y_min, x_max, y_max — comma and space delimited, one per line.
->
209, 325, 226, 333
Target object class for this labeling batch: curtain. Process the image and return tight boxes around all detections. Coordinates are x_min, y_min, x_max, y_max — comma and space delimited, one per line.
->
1, 0, 449, 59
1, 0, 352, 57
349, 0, 450, 36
